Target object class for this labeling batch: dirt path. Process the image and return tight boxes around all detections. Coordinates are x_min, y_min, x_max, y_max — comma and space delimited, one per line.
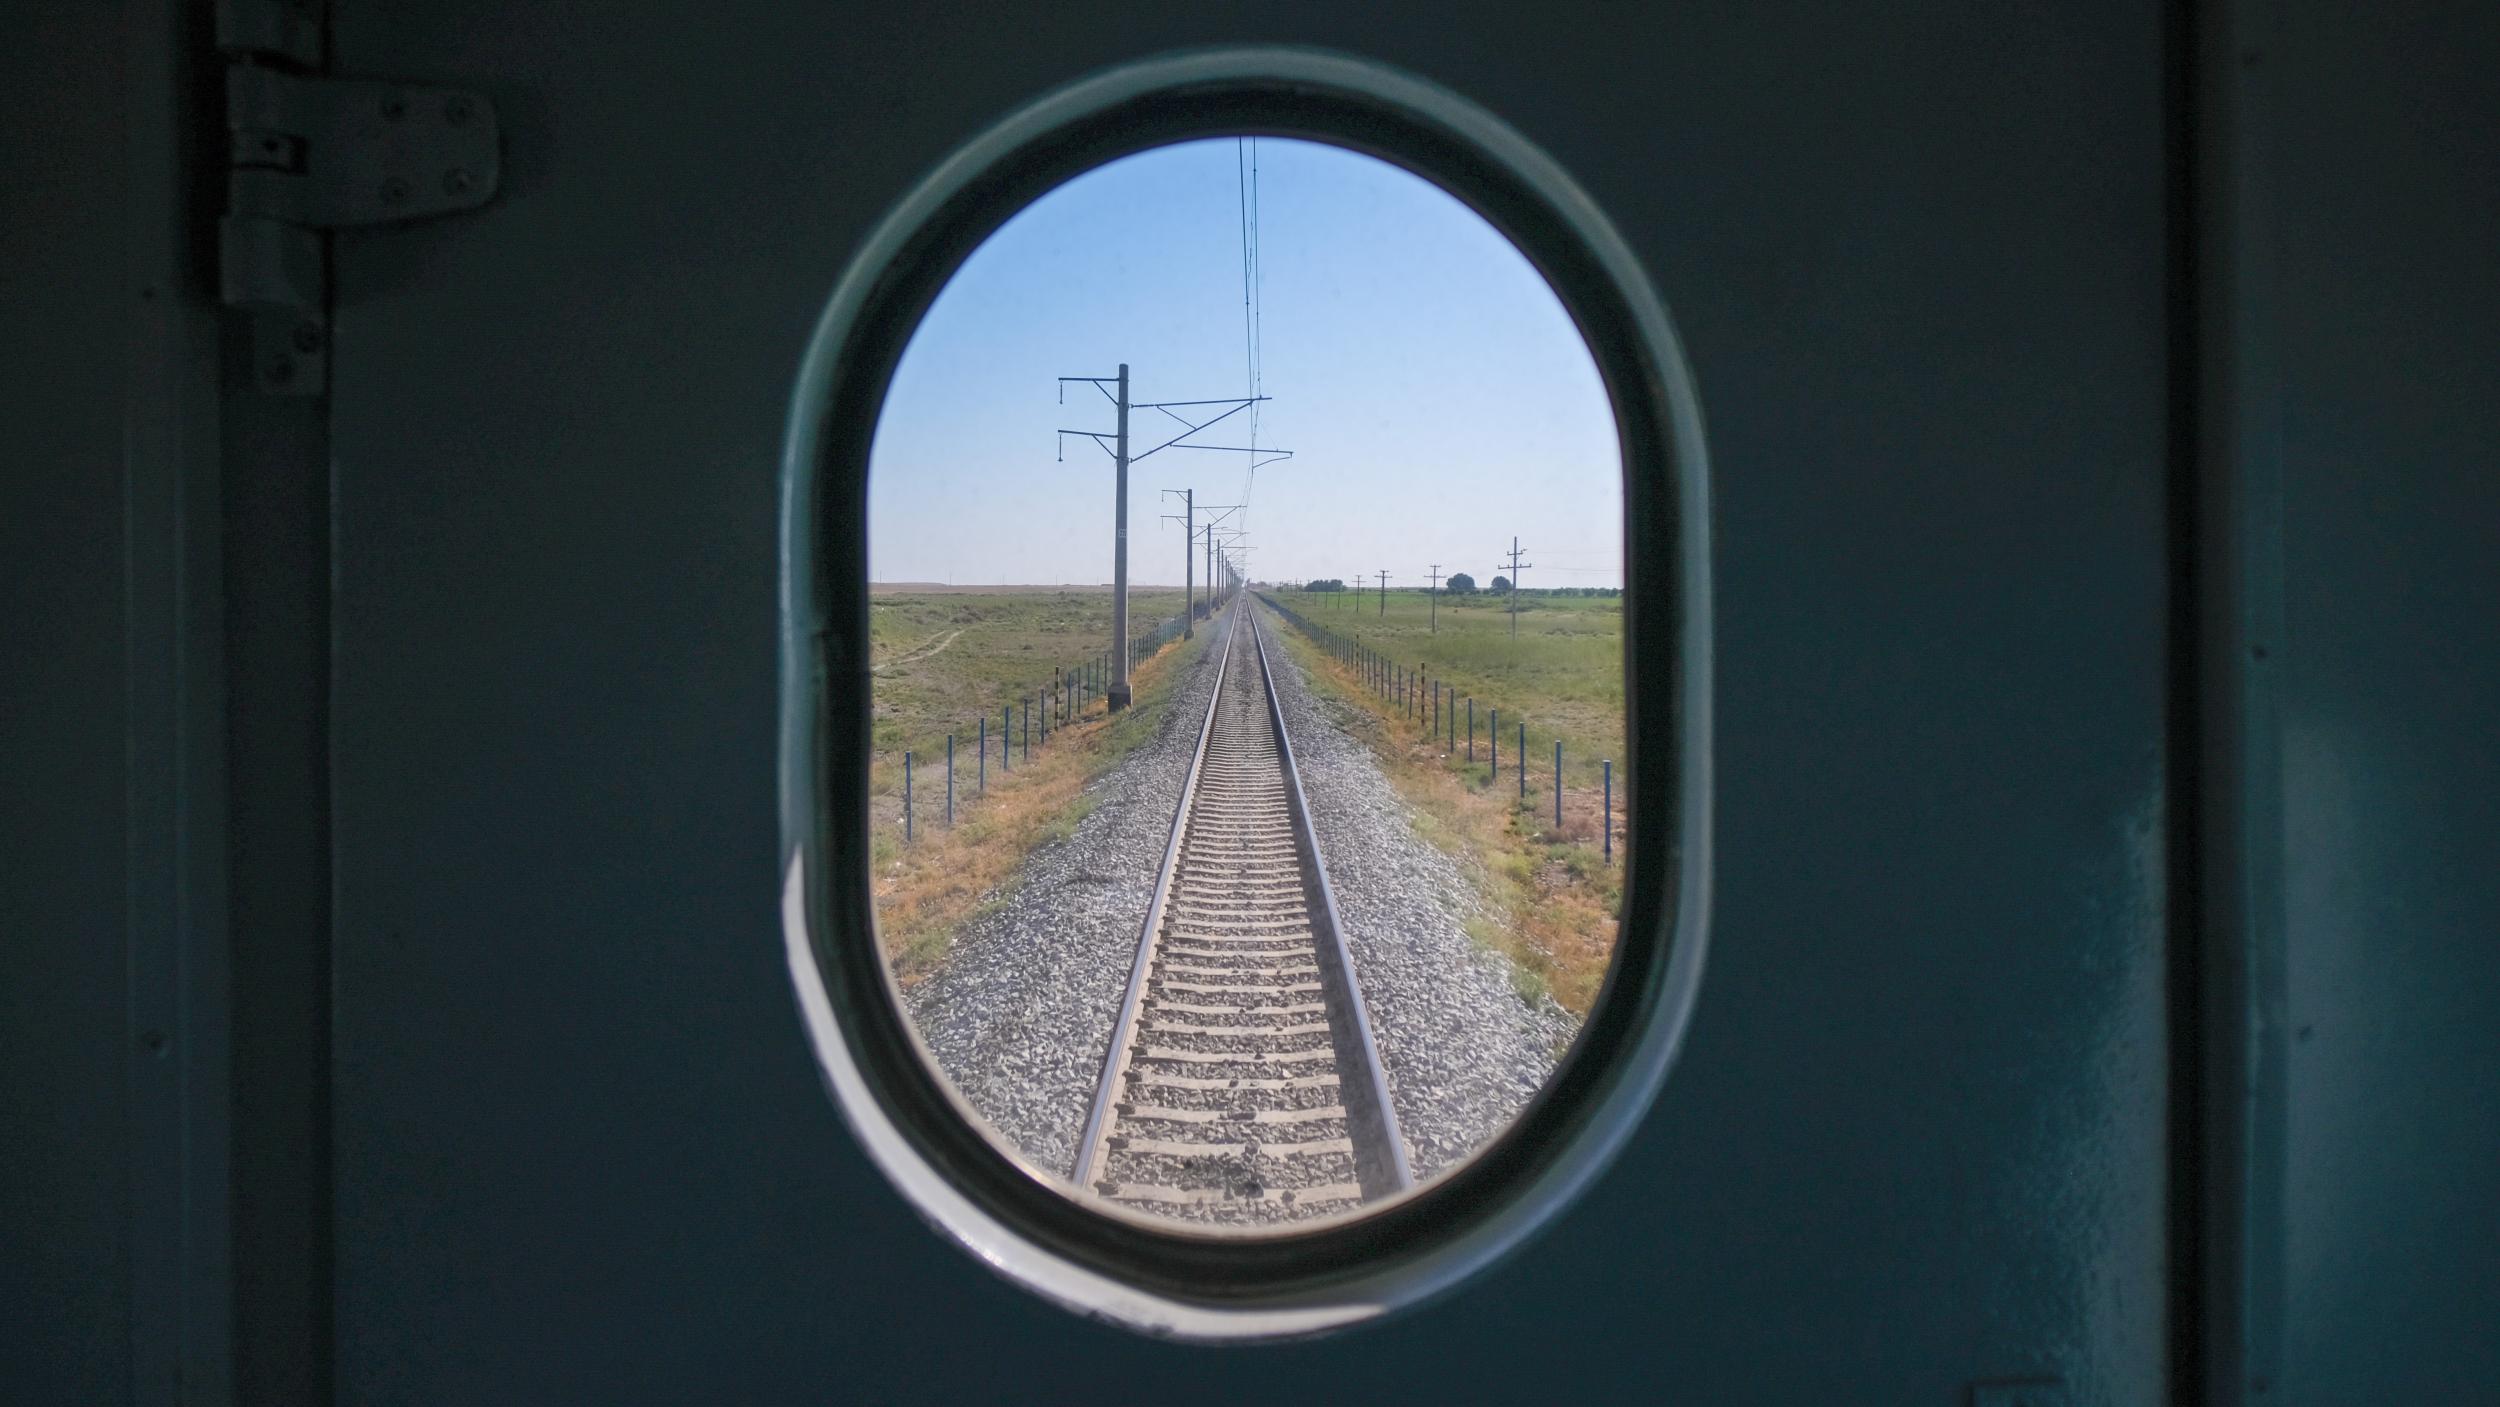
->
872, 627, 962, 675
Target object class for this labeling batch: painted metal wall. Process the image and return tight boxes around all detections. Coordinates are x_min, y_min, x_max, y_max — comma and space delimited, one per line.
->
317, 3, 2168, 1401
2266, 6, 2500, 1400
4, 1, 2496, 1403
1, 5, 144, 1396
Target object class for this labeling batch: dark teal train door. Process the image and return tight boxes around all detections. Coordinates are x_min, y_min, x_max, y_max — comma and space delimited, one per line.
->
323, 4, 2170, 1400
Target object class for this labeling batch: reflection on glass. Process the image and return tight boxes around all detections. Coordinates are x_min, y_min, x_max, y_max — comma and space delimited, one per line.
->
865, 138, 1624, 1230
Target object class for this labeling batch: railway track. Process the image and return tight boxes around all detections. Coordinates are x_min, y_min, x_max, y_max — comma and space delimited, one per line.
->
1073, 604, 1413, 1226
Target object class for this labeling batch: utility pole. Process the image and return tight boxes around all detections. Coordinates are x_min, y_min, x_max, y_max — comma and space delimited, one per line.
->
1182, 504, 1241, 627
1113, 366, 1129, 704
1160, 488, 1193, 638
1212, 530, 1248, 603
1376, 570, 1389, 616
1501, 535, 1535, 639
1427, 563, 1442, 634
1060, 373, 1286, 708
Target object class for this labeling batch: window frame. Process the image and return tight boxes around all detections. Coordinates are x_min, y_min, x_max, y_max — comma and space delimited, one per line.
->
777, 44, 1714, 1340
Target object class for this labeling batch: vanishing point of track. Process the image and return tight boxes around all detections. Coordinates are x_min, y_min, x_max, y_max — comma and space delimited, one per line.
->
1073, 604, 1412, 1226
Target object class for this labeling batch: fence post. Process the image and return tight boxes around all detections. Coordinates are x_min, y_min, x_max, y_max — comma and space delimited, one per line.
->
1604, 759, 1613, 864
1518, 721, 1526, 797
1554, 739, 1562, 827
1020, 699, 1028, 762
1002, 704, 1011, 772
1491, 708, 1498, 776
979, 717, 987, 793
903, 751, 913, 844
1468, 698, 1475, 762
947, 735, 956, 827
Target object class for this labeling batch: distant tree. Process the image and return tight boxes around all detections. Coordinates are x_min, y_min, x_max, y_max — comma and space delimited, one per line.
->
1490, 575, 1511, 593
1446, 572, 1477, 594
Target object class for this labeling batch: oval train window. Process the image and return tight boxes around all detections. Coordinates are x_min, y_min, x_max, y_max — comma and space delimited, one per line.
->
780, 48, 1711, 1338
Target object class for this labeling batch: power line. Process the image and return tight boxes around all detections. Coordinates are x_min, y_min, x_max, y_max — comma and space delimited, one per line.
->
1501, 536, 1535, 638
1235, 138, 1268, 531
1161, 491, 1241, 635
1056, 367, 1287, 709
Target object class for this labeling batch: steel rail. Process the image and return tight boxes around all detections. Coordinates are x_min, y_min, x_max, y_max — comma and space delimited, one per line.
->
1246, 605, 1412, 1200
1071, 601, 1411, 1224
1071, 606, 1238, 1181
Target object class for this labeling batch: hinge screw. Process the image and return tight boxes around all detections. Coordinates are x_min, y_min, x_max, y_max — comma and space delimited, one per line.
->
292, 321, 324, 353
382, 96, 409, 122
444, 96, 474, 126
443, 168, 474, 197
379, 176, 412, 206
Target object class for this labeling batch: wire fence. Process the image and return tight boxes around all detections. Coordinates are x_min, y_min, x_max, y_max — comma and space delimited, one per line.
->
887, 592, 1229, 845
1256, 592, 1616, 864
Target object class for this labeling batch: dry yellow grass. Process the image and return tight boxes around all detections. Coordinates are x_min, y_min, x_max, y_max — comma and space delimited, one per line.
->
1265, 606, 1623, 1015
870, 611, 1217, 985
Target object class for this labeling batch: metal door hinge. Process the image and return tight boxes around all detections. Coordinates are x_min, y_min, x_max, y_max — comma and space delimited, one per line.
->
217, 3, 499, 394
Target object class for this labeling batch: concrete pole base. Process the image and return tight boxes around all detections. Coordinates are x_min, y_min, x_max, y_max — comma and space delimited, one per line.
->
1107, 683, 1133, 711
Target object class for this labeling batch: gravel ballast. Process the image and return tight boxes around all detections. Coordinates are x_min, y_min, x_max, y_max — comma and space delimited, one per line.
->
1251, 601, 1578, 1177
903, 601, 1576, 1188
902, 617, 1229, 1175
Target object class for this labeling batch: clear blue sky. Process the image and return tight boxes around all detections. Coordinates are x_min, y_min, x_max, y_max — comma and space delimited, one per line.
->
868, 138, 1622, 590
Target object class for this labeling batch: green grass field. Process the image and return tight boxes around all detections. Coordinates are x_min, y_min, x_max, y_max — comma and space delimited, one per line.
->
1258, 588, 1627, 1016
1267, 586, 1625, 789
865, 586, 1218, 979
869, 587, 1193, 793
